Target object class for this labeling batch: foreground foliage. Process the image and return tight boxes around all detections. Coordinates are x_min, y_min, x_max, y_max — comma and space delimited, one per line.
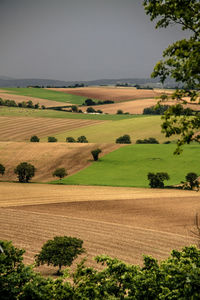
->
1, 240, 200, 299
144, 0, 200, 154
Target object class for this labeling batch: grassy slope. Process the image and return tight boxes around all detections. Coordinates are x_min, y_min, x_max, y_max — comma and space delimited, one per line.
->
1, 87, 86, 105
53, 144, 200, 187
52, 115, 172, 143
0, 106, 143, 120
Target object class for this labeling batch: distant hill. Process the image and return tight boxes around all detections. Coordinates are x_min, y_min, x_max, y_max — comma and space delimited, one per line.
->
0, 77, 177, 88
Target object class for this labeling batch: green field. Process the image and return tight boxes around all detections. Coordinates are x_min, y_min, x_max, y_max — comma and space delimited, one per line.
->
1, 87, 86, 105
52, 115, 173, 143
52, 144, 200, 187
0, 106, 143, 121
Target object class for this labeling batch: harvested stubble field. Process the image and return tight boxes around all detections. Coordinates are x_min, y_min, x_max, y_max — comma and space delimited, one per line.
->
0, 142, 119, 182
0, 116, 103, 141
0, 89, 63, 108
0, 183, 199, 275
48, 87, 163, 102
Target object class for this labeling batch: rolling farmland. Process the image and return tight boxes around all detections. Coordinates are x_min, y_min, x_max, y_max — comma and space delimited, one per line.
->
0, 116, 103, 141
0, 182, 199, 274
48, 86, 164, 102
0, 142, 120, 181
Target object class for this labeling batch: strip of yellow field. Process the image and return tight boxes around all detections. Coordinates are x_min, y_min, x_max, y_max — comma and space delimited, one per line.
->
0, 182, 199, 207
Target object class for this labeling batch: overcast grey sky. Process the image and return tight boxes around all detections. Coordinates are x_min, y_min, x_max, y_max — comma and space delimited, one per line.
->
0, 0, 188, 81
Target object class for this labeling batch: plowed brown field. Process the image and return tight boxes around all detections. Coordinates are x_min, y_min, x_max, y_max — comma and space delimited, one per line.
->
0, 142, 120, 182
0, 89, 63, 107
47, 87, 163, 101
0, 183, 199, 274
0, 116, 102, 141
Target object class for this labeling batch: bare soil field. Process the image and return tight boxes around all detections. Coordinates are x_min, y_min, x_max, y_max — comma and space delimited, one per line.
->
0, 89, 63, 107
0, 183, 199, 274
0, 142, 120, 182
0, 116, 102, 141
80, 98, 159, 114
47, 87, 163, 102
80, 99, 200, 115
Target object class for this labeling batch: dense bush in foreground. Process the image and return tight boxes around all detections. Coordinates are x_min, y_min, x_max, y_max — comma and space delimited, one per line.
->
1, 240, 200, 299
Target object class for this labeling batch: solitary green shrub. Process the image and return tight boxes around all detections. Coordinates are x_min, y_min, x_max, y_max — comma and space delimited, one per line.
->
77, 136, 88, 143
116, 109, 123, 114
66, 137, 76, 143
14, 162, 36, 183
48, 136, 57, 142
30, 135, 40, 142
185, 172, 199, 190
91, 148, 102, 161
116, 134, 131, 144
53, 168, 67, 180
71, 105, 78, 112
35, 236, 85, 274
0, 163, 5, 175
147, 172, 170, 188
86, 107, 96, 113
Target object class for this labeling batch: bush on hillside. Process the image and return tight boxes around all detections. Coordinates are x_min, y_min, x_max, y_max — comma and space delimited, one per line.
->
136, 137, 159, 144
48, 136, 57, 142
185, 172, 199, 190
14, 162, 36, 183
0, 163, 5, 175
30, 135, 40, 142
77, 136, 88, 143
66, 136, 76, 143
53, 168, 67, 180
147, 172, 170, 188
116, 134, 131, 144
91, 148, 102, 161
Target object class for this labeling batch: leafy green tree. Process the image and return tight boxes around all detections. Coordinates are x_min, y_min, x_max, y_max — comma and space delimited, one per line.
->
77, 135, 88, 143
48, 136, 57, 142
116, 109, 123, 115
30, 135, 40, 142
143, 0, 200, 154
66, 136, 76, 143
0, 163, 5, 175
116, 134, 131, 144
14, 162, 36, 183
53, 168, 67, 180
35, 236, 85, 274
0, 240, 34, 300
71, 105, 78, 112
147, 172, 170, 188
91, 148, 102, 161
185, 172, 199, 190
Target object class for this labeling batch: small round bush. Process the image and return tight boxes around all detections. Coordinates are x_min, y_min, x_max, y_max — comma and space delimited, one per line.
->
66, 137, 76, 143
48, 137, 57, 142
30, 135, 40, 142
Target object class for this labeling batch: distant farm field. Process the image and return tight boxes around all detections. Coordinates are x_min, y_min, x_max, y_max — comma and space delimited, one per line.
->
48, 86, 163, 102
0, 106, 141, 120
1, 87, 86, 105
0, 89, 63, 107
0, 116, 103, 141
55, 144, 200, 187
0, 183, 199, 273
52, 115, 173, 143
0, 142, 120, 181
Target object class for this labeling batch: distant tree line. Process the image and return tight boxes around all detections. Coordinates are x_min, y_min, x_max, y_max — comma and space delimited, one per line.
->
0, 98, 42, 109
82, 99, 114, 106
143, 104, 195, 115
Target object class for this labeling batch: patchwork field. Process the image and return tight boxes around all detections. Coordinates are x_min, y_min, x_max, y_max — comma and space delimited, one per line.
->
0, 183, 199, 275
48, 86, 163, 102
0, 89, 63, 107
0, 116, 103, 141
0, 142, 120, 181
56, 144, 200, 187
1, 87, 86, 105
52, 115, 173, 143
